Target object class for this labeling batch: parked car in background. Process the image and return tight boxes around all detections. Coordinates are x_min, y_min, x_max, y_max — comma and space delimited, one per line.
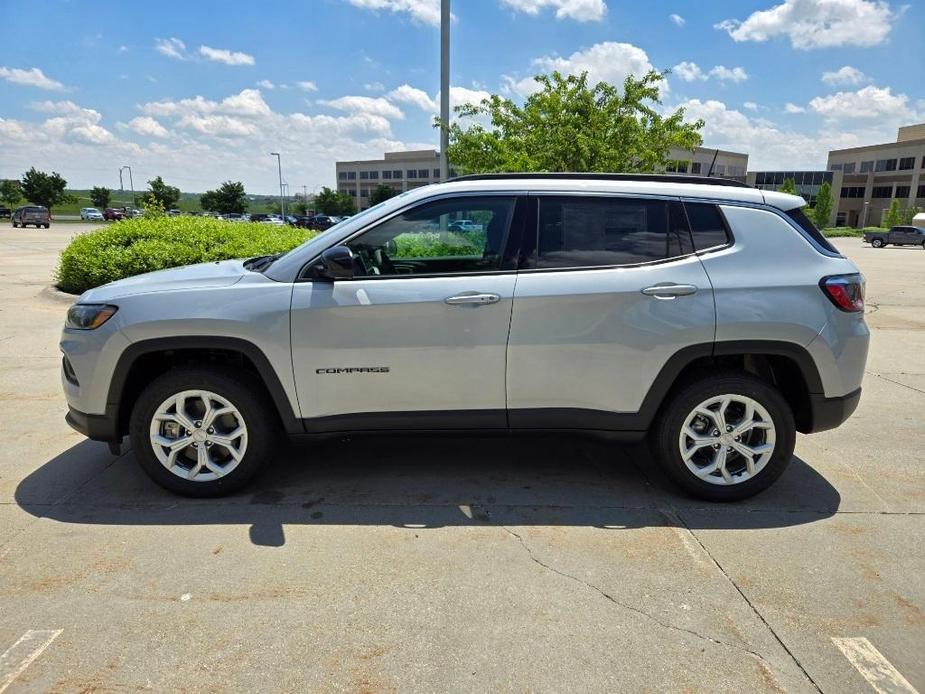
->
448, 219, 483, 232
11, 205, 50, 228
863, 226, 925, 248
248, 213, 269, 223
261, 214, 285, 226
285, 215, 299, 226
305, 214, 337, 230
80, 207, 104, 221
167, 209, 182, 217
103, 208, 126, 221
126, 208, 143, 218
0, 207, 11, 219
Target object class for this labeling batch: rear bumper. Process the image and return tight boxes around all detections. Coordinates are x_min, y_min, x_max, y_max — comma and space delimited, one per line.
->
806, 387, 861, 433
65, 406, 121, 443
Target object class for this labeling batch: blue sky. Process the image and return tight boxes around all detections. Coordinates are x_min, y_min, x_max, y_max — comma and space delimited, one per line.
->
1, 0, 923, 193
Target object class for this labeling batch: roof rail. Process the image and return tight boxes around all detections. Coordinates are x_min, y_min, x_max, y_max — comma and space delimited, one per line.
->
448, 172, 752, 189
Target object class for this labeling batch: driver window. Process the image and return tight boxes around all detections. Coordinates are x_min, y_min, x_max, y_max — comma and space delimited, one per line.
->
344, 196, 515, 277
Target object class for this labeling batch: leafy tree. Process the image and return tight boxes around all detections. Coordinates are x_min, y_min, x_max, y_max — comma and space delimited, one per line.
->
779, 178, 798, 196
369, 184, 399, 205
200, 180, 247, 214
812, 180, 833, 229
142, 175, 180, 209
441, 70, 703, 174
314, 186, 356, 215
0, 179, 22, 207
90, 186, 111, 209
20, 168, 68, 210
899, 205, 920, 225
882, 198, 902, 228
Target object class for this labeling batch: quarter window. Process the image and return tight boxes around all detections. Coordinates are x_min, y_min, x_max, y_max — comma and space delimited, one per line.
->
684, 202, 730, 251
344, 196, 515, 277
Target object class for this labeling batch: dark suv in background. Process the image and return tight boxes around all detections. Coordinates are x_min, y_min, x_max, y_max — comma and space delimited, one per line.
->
11, 206, 51, 228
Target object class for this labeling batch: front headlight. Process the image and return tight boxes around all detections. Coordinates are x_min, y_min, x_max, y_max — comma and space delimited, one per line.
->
66, 304, 118, 330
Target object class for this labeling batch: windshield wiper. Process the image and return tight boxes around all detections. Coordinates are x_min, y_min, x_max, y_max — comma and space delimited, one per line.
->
245, 253, 281, 272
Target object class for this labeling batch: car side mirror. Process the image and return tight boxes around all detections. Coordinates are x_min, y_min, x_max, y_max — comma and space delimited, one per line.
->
318, 246, 354, 280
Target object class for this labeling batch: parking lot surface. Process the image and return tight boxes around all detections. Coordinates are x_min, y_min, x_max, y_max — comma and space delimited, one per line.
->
0, 224, 922, 692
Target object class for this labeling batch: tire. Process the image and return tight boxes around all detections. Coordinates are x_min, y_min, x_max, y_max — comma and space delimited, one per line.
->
651, 370, 796, 502
871, 238, 884, 248
129, 367, 280, 497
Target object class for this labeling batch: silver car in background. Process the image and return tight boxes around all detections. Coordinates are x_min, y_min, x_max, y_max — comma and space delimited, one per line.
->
59, 173, 868, 501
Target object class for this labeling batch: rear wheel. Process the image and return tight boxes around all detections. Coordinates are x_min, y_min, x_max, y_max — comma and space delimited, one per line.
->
652, 371, 795, 501
129, 367, 280, 497
871, 238, 884, 248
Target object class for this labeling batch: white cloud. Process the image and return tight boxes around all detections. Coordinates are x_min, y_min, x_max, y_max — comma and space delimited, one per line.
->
0, 66, 65, 91
505, 42, 657, 97
126, 116, 170, 138
257, 79, 276, 89
154, 37, 188, 60
709, 65, 748, 83
139, 89, 272, 119
784, 102, 806, 113
673, 62, 706, 82
199, 45, 255, 66
448, 86, 491, 109
118, 45, 128, 53
296, 80, 319, 92
500, 0, 607, 22
28, 100, 86, 114
70, 123, 115, 145
821, 65, 868, 86
221, 89, 271, 116
743, 101, 759, 111
321, 95, 405, 120
345, 0, 442, 25
364, 82, 385, 92
808, 85, 912, 119
388, 84, 438, 111
178, 114, 258, 137
715, 0, 896, 50
669, 13, 685, 26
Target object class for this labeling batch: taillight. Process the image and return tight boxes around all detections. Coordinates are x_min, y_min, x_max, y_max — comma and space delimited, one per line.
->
820, 274, 865, 312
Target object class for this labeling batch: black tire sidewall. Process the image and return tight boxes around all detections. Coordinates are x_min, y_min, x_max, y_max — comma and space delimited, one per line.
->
129, 367, 279, 497
653, 372, 796, 502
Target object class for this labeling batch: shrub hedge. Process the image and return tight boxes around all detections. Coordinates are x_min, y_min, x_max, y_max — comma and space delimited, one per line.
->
56, 217, 316, 294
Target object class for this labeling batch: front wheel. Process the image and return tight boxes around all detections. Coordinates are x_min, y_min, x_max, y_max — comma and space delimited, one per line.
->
129, 367, 280, 497
871, 238, 884, 248
651, 371, 795, 501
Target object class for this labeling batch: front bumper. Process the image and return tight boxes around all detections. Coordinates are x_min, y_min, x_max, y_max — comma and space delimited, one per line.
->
806, 387, 861, 433
65, 405, 121, 443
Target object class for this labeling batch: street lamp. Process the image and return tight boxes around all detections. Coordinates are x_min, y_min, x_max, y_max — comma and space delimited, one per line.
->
439, 0, 450, 182
270, 153, 285, 218
119, 165, 135, 206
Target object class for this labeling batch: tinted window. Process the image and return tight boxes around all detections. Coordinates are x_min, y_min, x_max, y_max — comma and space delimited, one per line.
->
536, 197, 677, 268
344, 196, 515, 277
684, 202, 730, 251
785, 207, 839, 254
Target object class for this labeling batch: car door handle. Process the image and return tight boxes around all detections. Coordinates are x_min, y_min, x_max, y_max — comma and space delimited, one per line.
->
444, 292, 501, 306
641, 283, 698, 299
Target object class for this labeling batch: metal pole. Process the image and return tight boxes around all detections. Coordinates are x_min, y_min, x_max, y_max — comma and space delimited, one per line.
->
126, 166, 135, 206
439, 0, 450, 182
271, 153, 284, 218
118, 168, 124, 205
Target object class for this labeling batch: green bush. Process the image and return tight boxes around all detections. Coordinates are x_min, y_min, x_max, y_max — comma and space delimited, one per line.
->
56, 216, 315, 294
822, 227, 873, 238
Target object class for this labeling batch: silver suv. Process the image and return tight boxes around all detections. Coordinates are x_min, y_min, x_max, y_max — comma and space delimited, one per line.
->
60, 174, 869, 501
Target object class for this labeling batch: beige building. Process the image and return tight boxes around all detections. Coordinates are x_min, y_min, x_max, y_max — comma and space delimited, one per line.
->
336, 146, 748, 210
826, 123, 925, 227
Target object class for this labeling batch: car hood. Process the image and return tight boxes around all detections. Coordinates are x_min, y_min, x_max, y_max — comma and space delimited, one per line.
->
79, 259, 248, 302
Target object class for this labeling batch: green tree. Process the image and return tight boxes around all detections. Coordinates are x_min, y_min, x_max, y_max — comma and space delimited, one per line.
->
314, 186, 356, 215
812, 180, 833, 229
369, 184, 399, 205
142, 175, 180, 209
0, 179, 22, 208
90, 186, 111, 209
200, 180, 247, 214
779, 178, 798, 195
899, 205, 920, 225
882, 198, 902, 228
441, 70, 703, 174
20, 168, 68, 210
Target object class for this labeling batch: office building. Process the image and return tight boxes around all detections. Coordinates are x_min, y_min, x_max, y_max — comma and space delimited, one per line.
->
664, 146, 748, 180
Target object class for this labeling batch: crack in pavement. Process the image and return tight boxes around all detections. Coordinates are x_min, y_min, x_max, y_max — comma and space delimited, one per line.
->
866, 370, 925, 396
501, 525, 777, 669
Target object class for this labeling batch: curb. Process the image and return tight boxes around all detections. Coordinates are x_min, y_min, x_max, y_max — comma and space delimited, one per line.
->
40, 285, 78, 305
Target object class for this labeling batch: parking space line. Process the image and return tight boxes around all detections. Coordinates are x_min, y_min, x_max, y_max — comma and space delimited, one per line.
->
832, 637, 919, 694
0, 629, 62, 693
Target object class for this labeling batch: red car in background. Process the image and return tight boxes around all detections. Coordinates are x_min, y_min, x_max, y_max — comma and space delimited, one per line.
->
103, 208, 126, 221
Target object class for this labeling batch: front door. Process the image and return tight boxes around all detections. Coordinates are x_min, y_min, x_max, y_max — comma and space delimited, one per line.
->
290, 194, 520, 429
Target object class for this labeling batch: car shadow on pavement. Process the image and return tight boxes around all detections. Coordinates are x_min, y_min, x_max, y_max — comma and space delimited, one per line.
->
16, 434, 841, 547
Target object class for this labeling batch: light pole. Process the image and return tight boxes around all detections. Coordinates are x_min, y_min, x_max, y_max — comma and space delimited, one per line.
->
439, 0, 450, 182
270, 152, 284, 218
119, 165, 134, 206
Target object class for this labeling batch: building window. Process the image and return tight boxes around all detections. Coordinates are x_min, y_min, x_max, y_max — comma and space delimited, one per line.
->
830, 163, 843, 171
840, 186, 865, 199
691, 162, 702, 174
871, 186, 892, 198
360, 171, 369, 180
407, 170, 417, 179
860, 161, 873, 173
917, 185, 925, 198
419, 169, 429, 178
895, 185, 911, 198
382, 170, 392, 180
369, 171, 379, 180
393, 170, 402, 178
713, 165, 725, 176
338, 172, 347, 180
899, 157, 915, 170
843, 162, 856, 174
434, 168, 441, 178
875, 159, 897, 172
346, 189, 356, 197
360, 189, 369, 198
347, 171, 356, 180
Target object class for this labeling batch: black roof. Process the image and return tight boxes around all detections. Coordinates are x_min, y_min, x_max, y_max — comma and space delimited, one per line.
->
449, 172, 751, 188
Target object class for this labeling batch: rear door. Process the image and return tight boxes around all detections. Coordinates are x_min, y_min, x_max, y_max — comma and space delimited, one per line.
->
506, 194, 715, 427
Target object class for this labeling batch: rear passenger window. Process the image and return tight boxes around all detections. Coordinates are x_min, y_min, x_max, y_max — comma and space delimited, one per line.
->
536, 197, 689, 269
684, 203, 730, 251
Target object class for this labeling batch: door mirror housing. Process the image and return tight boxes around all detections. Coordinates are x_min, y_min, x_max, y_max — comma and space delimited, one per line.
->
318, 246, 354, 280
